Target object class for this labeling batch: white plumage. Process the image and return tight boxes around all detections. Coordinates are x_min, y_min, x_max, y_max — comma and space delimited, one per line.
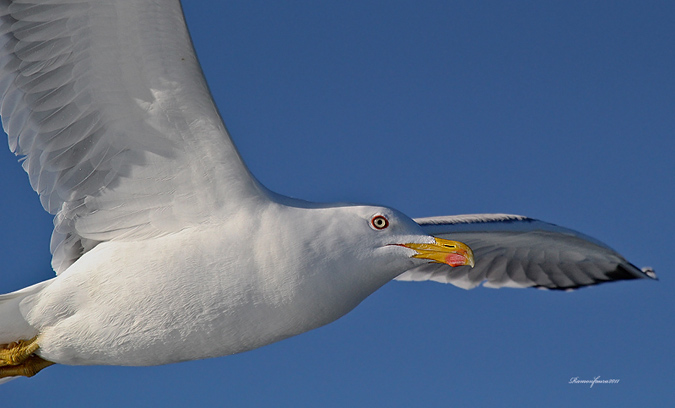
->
0, 0, 654, 381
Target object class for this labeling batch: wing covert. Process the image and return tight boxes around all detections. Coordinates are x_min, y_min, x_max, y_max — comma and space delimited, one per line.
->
0, 0, 264, 272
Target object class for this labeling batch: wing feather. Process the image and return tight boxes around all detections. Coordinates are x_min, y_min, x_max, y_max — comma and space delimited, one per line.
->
396, 214, 656, 290
0, 0, 265, 273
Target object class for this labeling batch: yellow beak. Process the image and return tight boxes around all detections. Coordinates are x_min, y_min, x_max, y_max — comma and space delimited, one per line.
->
403, 237, 475, 267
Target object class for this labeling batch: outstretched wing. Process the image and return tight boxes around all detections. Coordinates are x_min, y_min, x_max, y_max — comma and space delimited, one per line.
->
0, 0, 264, 273
397, 214, 656, 290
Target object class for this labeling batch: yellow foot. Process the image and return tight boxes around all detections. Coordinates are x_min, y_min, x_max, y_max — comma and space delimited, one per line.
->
0, 336, 40, 366
0, 336, 55, 379
0, 355, 54, 378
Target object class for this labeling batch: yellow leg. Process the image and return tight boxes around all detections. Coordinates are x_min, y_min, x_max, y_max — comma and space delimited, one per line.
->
0, 355, 54, 378
0, 336, 55, 379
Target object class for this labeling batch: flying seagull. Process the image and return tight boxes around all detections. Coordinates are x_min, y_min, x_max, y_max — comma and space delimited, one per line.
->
0, 0, 655, 381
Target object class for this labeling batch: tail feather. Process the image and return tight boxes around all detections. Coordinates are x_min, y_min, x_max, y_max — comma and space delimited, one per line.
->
0, 280, 54, 345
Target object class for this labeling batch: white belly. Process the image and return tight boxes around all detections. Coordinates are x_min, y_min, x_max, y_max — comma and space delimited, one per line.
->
25, 226, 374, 366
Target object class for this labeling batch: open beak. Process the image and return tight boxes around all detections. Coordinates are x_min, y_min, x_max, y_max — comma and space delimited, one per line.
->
402, 237, 475, 267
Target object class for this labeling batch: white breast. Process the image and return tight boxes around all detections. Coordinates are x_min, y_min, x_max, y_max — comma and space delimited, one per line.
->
25, 205, 390, 366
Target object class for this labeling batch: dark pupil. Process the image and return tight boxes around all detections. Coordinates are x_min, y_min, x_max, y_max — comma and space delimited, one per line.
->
374, 217, 385, 227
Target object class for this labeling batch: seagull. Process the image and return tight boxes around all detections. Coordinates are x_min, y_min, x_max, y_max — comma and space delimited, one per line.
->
0, 0, 655, 381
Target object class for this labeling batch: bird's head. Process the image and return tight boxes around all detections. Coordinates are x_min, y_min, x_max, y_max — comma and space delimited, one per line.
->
290, 204, 475, 286
363, 207, 474, 267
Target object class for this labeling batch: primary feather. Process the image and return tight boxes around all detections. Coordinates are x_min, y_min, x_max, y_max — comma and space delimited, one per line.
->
399, 214, 655, 290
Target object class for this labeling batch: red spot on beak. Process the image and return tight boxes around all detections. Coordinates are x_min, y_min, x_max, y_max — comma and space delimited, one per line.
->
445, 253, 468, 267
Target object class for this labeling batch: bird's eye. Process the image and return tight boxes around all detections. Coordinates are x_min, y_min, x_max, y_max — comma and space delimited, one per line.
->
370, 215, 389, 230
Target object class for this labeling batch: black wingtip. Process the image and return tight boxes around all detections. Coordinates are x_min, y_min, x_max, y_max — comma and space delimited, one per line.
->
535, 263, 657, 291
621, 262, 658, 281
597, 263, 658, 286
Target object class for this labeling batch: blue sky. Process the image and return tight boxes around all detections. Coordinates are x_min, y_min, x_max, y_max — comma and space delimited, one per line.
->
1, 1, 673, 406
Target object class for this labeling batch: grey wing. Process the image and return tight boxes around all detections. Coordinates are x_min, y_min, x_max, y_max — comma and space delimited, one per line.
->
396, 214, 656, 290
0, 0, 263, 273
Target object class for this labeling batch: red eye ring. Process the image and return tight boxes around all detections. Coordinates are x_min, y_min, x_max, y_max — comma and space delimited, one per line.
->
370, 215, 389, 230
